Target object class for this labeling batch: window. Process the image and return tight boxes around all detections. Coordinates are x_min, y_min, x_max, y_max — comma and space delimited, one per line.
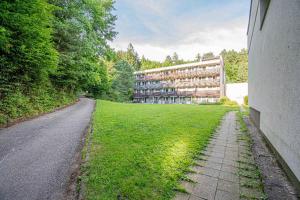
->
259, 0, 270, 30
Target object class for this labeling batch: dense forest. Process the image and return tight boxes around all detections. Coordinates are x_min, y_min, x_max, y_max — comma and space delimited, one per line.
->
0, 0, 248, 125
0, 0, 117, 124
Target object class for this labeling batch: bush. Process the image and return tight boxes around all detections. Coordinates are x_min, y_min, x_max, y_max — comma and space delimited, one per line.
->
244, 95, 248, 105
219, 96, 238, 106
0, 86, 76, 126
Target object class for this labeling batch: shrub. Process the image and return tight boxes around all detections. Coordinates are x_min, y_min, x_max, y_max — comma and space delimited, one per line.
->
219, 96, 238, 106
244, 95, 248, 105
0, 86, 76, 126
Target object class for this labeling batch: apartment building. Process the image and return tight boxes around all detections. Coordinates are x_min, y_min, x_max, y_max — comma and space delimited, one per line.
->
133, 57, 225, 104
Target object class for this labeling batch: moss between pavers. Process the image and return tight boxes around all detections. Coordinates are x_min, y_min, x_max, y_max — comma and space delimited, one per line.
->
236, 111, 267, 200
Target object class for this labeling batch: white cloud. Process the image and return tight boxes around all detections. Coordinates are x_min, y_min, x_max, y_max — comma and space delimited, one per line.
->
111, 1, 249, 61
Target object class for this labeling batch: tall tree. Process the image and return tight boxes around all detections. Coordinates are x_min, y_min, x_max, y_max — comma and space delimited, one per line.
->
110, 60, 134, 102
49, 0, 117, 93
0, 0, 58, 96
116, 43, 141, 71
172, 52, 179, 64
163, 55, 173, 66
195, 53, 202, 61
202, 52, 215, 60
221, 49, 248, 83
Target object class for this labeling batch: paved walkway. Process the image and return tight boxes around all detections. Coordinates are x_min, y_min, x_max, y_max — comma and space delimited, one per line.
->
174, 111, 264, 200
0, 98, 95, 200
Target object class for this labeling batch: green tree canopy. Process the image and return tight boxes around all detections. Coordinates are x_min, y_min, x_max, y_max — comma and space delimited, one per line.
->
202, 52, 215, 60
0, 0, 58, 96
221, 49, 248, 83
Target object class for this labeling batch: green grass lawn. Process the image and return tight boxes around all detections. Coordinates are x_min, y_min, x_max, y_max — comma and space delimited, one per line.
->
82, 100, 233, 200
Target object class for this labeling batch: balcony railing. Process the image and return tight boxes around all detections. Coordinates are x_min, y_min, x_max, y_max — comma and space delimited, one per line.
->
133, 90, 220, 98
135, 80, 220, 89
136, 68, 220, 81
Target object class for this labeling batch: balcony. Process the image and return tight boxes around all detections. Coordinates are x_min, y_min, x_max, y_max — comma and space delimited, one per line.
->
133, 90, 220, 98
136, 68, 220, 81
134, 80, 220, 89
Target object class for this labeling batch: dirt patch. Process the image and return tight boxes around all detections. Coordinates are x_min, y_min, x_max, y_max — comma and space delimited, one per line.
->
243, 116, 299, 200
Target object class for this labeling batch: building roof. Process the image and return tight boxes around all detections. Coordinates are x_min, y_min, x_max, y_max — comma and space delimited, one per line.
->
134, 56, 222, 74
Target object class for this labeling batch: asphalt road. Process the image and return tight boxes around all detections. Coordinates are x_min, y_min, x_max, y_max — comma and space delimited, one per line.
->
0, 98, 95, 200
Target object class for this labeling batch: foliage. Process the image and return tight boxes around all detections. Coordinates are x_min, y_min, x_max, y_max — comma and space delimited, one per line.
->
141, 56, 163, 70
221, 49, 248, 83
195, 53, 202, 61
202, 52, 215, 60
116, 43, 141, 71
0, 0, 58, 95
0, 0, 117, 125
82, 100, 232, 199
49, 0, 117, 93
219, 96, 238, 106
244, 95, 248, 105
109, 60, 135, 102
0, 85, 75, 125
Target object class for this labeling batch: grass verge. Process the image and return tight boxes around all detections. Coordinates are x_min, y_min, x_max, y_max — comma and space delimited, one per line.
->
81, 100, 233, 200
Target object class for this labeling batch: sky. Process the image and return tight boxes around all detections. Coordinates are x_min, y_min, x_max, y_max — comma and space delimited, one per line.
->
111, 0, 250, 61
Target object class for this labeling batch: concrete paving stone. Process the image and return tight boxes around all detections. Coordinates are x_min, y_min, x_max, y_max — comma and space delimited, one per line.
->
206, 144, 215, 149
217, 179, 239, 194
226, 144, 239, 148
180, 181, 195, 194
195, 174, 218, 187
225, 151, 238, 158
187, 173, 201, 182
214, 138, 228, 142
192, 183, 217, 200
188, 195, 206, 200
212, 144, 226, 149
211, 150, 226, 155
214, 143, 227, 147
196, 166, 220, 178
214, 142, 228, 146
193, 160, 206, 167
207, 156, 223, 164
225, 146, 239, 152
215, 190, 239, 200
219, 171, 239, 182
221, 164, 238, 174
205, 161, 222, 170
173, 192, 190, 200
226, 140, 238, 144
222, 159, 238, 167
210, 152, 225, 159
190, 165, 204, 173
212, 145, 226, 151
224, 155, 238, 162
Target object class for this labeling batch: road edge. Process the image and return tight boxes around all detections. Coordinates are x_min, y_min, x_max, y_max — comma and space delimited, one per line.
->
64, 99, 96, 200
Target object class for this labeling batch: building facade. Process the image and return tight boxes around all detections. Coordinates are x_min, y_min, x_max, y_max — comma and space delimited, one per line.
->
248, 0, 300, 188
133, 57, 225, 104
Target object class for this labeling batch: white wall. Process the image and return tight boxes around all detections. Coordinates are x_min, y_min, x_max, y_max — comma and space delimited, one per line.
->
248, 0, 300, 181
226, 83, 248, 105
